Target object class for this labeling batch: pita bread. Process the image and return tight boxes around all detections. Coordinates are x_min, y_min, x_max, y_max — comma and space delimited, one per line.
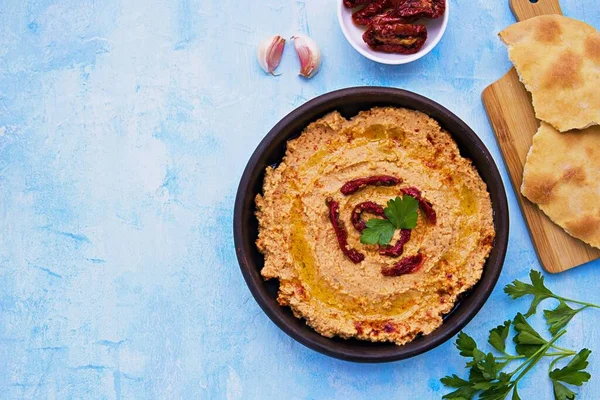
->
500, 15, 600, 132
521, 122, 600, 249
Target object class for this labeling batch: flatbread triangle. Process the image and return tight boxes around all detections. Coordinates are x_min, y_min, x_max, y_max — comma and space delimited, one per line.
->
500, 15, 600, 132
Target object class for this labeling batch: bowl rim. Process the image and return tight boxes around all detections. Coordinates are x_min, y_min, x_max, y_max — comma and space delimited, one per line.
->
336, 0, 450, 65
234, 87, 509, 363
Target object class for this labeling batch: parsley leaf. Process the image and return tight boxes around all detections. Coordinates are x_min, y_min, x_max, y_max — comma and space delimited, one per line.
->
384, 195, 419, 229
564, 349, 592, 372
489, 320, 511, 353
479, 353, 501, 381
479, 384, 512, 400
472, 381, 495, 391
513, 313, 547, 357
504, 270, 554, 317
441, 374, 478, 399
553, 381, 576, 400
456, 332, 478, 357
470, 352, 510, 393
544, 302, 581, 336
441, 374, 472, 388
360, 219, 396, 245
549, 349, 592, 386
442, 386, 478, 400
498, 372, 512, 384
469, 363, 489, 385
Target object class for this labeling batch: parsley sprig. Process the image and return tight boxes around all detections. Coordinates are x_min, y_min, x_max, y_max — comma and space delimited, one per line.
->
360, 195, 418, 246
441, 270, 598, 400
505, 270, 600, 334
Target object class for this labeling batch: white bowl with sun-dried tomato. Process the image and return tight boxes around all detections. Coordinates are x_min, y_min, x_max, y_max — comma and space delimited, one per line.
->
337, 0, 449, 65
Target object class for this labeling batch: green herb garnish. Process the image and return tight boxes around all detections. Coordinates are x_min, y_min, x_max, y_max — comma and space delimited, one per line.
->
360, 219, 396, 246
384, 195, 419, 229
440, 270, 599, 400
505, 270, 600, 329
360, 195, 418, 246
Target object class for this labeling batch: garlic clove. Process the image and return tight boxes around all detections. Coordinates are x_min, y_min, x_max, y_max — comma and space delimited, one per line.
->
291, 35, 321, 79
257, 35, 286, 75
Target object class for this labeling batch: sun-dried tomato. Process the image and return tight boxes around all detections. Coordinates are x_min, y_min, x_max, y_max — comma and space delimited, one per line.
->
340, 175, 401, 195
400, 187, 422, 199
363, 23, 427, 54
379, 229, 411, 257
326, 197, 365, 264
381, 253, 425, 276
401, 187, 437, 224
369, 9, 411, 25
395, 0, 445, 20
352, 0, 393, 26
351, 201, 386, 232
430, 0, 445, 18
344, 0, 375, 8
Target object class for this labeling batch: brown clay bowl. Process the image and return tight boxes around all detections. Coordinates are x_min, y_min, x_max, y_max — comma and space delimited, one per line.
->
234, 87, 509, 363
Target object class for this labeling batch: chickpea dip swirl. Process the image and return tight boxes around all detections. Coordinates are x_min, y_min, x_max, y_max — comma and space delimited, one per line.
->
255, 107, 495, 345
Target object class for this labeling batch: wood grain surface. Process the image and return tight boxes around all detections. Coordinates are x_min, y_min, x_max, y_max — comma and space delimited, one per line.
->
482, 0, 600, 273
509, 0, 563, 20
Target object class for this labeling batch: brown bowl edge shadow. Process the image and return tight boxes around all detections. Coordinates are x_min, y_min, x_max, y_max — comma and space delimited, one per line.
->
233, 87, 509, 363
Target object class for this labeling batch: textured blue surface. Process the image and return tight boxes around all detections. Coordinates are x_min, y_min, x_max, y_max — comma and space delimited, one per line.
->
1, 0, 599, 399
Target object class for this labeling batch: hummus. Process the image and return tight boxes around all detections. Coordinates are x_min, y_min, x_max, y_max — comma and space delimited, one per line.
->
255, 107, 495, 345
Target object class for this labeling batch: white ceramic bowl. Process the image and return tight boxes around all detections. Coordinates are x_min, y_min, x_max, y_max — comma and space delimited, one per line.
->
337, 0, 449, 65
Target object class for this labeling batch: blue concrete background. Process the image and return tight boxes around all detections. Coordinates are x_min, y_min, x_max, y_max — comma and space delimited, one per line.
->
1, 0, 599, 398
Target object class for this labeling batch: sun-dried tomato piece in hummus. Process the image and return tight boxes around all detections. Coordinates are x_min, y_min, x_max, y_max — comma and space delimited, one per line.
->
381, 253, 425, 276
341, 175, 402, 195
401, 186, 437, 225
351, 201, 386, 232
379, 229, 412, 257
326, 197, 365, 264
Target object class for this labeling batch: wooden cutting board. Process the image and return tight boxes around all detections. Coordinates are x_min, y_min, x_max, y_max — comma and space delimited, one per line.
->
482, 0, 600, 273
